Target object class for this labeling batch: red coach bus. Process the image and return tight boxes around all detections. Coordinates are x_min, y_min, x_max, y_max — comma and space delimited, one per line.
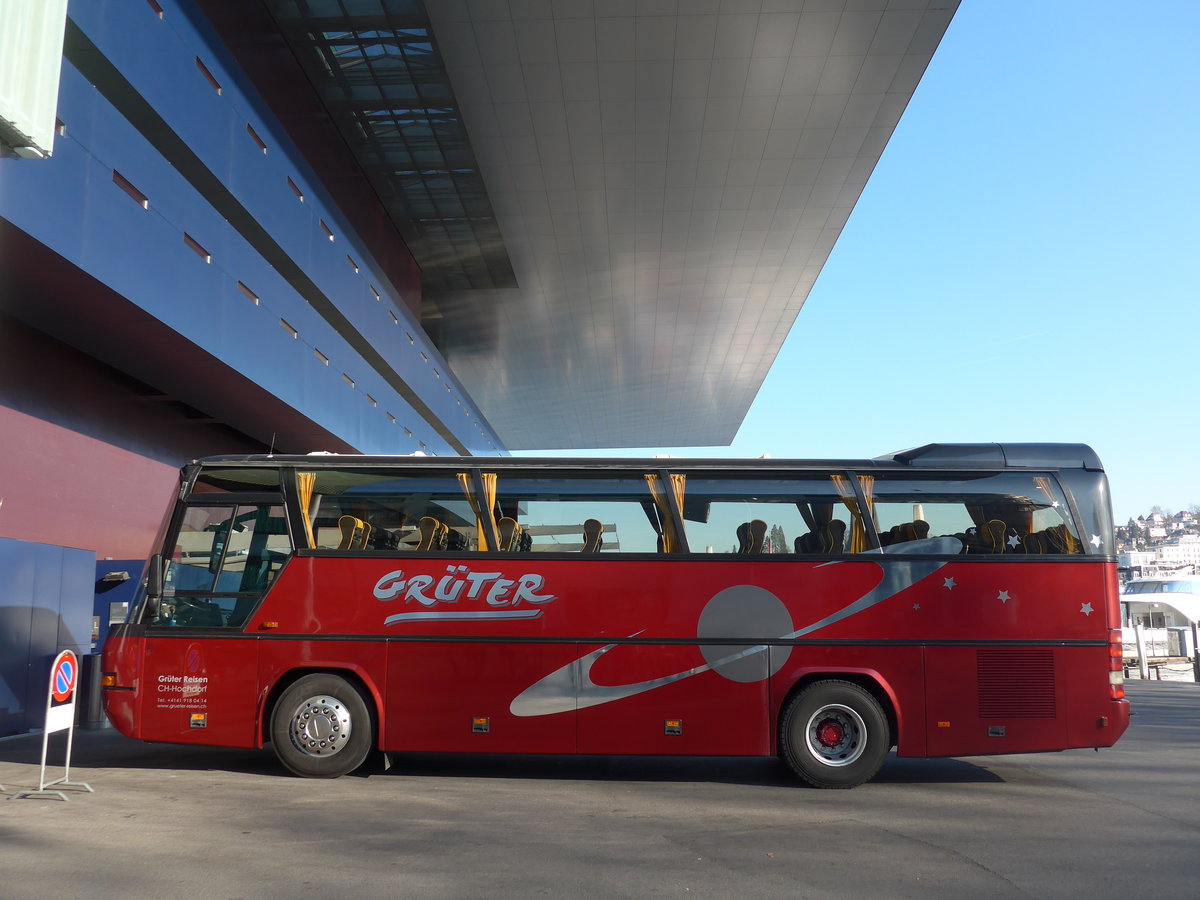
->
102, 443, 1129, 788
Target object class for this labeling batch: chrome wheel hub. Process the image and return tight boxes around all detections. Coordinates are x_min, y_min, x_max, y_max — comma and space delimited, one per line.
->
805, 703, 866, 767
289, 695, 352, 757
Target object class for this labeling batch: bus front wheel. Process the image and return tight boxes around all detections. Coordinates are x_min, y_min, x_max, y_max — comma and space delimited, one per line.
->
778, 680, 889, 789
270, 674, 374, 778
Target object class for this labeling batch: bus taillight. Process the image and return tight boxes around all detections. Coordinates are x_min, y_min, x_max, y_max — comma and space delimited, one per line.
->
1109, 629, 1125, 700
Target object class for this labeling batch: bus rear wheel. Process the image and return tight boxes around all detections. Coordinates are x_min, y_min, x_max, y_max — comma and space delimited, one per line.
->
778, 680, 889, 789
270, 674, 373, 778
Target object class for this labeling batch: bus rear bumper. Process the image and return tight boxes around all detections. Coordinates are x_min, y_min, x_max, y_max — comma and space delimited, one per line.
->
1101, 698, 1131, 746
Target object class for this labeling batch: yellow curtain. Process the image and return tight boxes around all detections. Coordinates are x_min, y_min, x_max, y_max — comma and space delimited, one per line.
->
832, 475, 874, 553
857, 476, 876, 552
297, 472, 316, 548
671, 474, 686, 550
645, 473, 686, 553
457, 472, 499, 550
481, 472, 498, 549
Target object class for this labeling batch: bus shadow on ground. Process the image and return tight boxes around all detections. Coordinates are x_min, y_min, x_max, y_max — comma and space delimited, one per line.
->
0, 730, 278, 778
377, 750, 1002, 787
870, 755, 1003, 785
0, 731, 1002, 787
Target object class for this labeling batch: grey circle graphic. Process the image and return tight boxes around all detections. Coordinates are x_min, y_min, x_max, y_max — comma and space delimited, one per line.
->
697, 585, 793, 683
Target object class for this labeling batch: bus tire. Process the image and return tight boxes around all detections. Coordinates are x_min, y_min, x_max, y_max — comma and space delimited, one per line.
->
778, 680, 889, 789
270, 673, 374, 778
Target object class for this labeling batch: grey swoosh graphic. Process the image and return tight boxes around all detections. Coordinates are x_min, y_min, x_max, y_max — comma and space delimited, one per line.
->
384, 610, 543, 626
509, 538, 959, 718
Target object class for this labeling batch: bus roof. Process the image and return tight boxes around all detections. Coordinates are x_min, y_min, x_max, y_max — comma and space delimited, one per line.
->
188, 443, 1104, 472
881, 443, 1103, 470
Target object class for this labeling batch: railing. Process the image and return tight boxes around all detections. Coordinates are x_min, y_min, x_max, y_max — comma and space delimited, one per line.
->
1122, 623, 1200, 682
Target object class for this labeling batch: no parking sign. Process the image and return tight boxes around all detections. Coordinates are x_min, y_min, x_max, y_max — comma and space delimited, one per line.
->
10, 650, 93, 801
47, 651, 78, 727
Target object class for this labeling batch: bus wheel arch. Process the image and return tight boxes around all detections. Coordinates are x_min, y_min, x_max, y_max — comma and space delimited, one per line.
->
265, 669, 378, 778
776, 676, 894, 789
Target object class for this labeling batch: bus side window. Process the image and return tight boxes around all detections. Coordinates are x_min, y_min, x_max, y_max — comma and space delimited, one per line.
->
868, 471, 1084, 555
681, 476, 849, 555
489, 473, 662, 553
298, 469, 479, 552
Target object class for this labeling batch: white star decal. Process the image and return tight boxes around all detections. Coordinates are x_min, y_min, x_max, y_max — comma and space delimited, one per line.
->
1052, 501, 1060, 508
913, 603, 921, 611
1090, 534, 1101, 548
1007, 534, 1020, 549
998, 590, 1011, 604
944, 577, 956, 590
1080, 602, 1094, 616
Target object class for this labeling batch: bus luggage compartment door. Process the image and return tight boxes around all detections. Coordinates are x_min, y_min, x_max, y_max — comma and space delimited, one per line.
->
924, 645, 1066, 757
384, 641, 578, 754
575, 641, 771, 756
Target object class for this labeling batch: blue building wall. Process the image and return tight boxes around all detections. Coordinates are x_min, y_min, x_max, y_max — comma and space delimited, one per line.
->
93, 559, 142, 653
0, 538, 95, 737
0, 0, 504, 458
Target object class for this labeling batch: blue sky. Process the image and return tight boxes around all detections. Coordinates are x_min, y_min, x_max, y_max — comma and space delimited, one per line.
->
521, 1, 1200, 524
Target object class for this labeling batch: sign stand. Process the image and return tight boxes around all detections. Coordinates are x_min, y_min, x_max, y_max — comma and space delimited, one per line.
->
11, 650, 94, 801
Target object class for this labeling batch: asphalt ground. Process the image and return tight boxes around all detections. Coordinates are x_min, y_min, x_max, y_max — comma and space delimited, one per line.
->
2, 680, 1198, 899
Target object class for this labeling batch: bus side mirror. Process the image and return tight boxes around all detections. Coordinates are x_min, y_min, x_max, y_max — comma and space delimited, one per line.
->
147, 553, 163, 596
141, 554, 164, 621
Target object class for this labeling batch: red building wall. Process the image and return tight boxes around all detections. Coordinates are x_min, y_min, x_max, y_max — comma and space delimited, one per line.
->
0, 316, 264, 560
0, 406, 178, 559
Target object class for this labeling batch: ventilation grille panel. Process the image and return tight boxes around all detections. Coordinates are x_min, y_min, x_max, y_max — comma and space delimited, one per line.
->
977, 648, 1057, 719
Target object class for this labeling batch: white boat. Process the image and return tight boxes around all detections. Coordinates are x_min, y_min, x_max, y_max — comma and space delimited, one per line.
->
1120, 577, 1200, 660
1121, 577, 1200, 626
